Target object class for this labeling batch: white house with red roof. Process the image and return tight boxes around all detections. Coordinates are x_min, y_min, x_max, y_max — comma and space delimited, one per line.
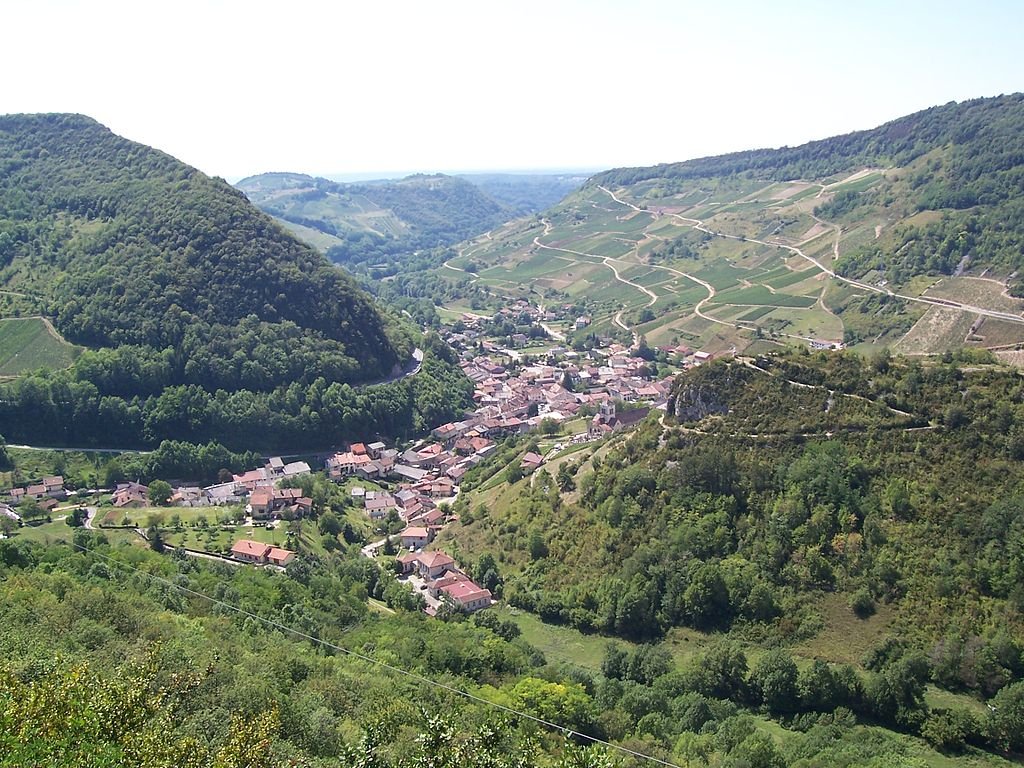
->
400, 525, 432, 549
440, 579, 493, 612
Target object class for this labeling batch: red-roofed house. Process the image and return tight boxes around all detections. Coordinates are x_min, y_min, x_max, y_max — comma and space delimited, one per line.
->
231, 539, 271, 563
249, 488, 274, 519
396, 551, 420, 574
112, 482, 148, 508
231, 539, 294, 566
520, 452, 544, 470
415, 550, 455, 579
400, 526, 432, 549
267, 547, 295, 567
440, 579, 493, 612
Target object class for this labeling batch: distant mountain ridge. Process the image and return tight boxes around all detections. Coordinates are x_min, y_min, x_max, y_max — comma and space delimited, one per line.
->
236, 171, 509, 252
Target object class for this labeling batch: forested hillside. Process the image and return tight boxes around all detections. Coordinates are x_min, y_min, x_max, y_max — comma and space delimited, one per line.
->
0, 114, 405, 378
0, 115, 472, 449
0, 535, 576, 767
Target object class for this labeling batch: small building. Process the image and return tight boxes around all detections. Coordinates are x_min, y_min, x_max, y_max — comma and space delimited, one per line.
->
231, 539, 271, 563
415, 550, 455, 579
440, 580, 493, 613
400, 526, 432, 549
230, 538, 294, 566
112, 482, 149, 509
396, 551, 420, 574
267, 547, 295, 567
520, 452, 544, 470
249, 488, 274, 519
393, 465, 429, 483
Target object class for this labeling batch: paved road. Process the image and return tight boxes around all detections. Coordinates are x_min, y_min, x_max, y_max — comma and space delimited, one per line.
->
7, 444, 150, 454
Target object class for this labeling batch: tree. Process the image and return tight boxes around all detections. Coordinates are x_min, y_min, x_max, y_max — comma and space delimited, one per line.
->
318, 511, 343, 537
0, 516, 17, 537
922, 708, 978, 752
147, 525, 165, 553
798, 659, 840, 712
987, 680, 1024, 752
18, 498, 43, 522
529, 530, 549, 560
148, 480, 172, 506
474, 552, 502, 594
751, 649, 798, 715
556, 462, 576, 492
602, 644, 628, 680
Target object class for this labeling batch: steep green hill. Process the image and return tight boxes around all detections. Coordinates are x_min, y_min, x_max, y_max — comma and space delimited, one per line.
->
0, 114, 405, 381
594, 93, 1024, 289
443, 95, 1024, 357
0, 115, 471, 449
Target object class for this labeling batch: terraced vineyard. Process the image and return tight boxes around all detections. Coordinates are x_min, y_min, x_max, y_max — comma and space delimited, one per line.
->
446, 169, 1024, 356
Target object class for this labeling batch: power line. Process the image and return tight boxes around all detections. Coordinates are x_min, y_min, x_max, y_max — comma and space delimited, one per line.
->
69, 540, 684, 768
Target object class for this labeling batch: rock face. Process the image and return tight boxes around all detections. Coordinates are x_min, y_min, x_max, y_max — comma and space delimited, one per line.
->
668, 362, 746, 422
671, 382, 730, 422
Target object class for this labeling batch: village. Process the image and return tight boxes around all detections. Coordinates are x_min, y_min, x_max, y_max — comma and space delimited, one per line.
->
2, 301, 722, 617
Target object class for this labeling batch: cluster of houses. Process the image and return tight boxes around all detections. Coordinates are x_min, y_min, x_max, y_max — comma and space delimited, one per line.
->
396, 548, 493, 613
5, 475, 66, 516
102, 458, 315, 516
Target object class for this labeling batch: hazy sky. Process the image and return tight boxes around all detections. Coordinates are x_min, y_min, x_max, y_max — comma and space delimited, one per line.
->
3, 0, 1023, 180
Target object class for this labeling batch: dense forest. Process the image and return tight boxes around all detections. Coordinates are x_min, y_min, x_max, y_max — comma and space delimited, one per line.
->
0, 334, 473, 450
593, 94, 1024, 289
444, 350, 1024, 757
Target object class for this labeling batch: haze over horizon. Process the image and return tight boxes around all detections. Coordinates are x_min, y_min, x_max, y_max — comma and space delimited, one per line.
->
4, 0, 1023, 180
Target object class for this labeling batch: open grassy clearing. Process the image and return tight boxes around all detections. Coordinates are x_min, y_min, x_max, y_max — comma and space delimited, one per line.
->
0, 317, 79, 375
1, 447, 127, 490
491, 605, 627, 671
6, 519, 140, 547
793, 593, 896, 665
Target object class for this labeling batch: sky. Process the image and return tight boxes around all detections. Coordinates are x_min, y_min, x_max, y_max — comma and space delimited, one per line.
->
3, 0, 1023, 181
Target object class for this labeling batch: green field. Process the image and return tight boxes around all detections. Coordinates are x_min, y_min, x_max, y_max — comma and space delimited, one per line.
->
711, 285, 818, 308
736, 306, 775, 322
0, 317, 79, 375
